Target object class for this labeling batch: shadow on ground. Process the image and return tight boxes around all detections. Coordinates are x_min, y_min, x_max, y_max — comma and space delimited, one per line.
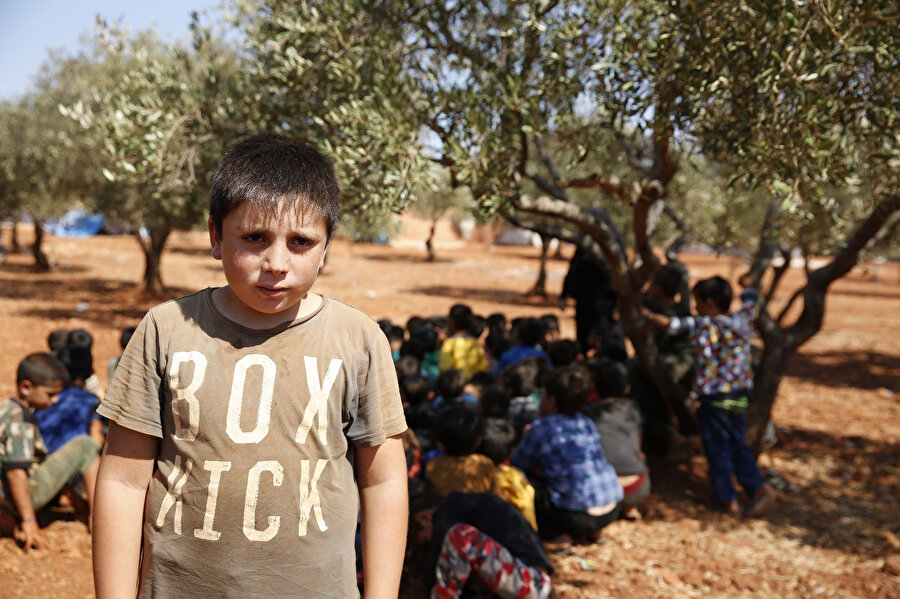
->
786, 350, 899, 392
409, 285, 558, 308
647, 426, 900, 559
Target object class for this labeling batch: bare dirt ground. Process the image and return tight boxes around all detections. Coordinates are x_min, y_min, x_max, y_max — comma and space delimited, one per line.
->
0, 222, 898, 598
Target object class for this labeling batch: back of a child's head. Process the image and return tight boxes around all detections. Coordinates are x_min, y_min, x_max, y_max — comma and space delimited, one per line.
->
500, 356, 547, 398
546, 339, 579, 368
47, 328, 70, 354
119, 326, 137, 351
693, 275, 733, 312
402, 373, 433, 408
17, 352, 69, 387
486, 313, 507, 335
539, 314, 560, 334
210, 134, 341, 241
467, 314, 486, 338
434, 402, 483, 456
435, 368, 467, 401
400, 336, 428, 361
66, 328, 94, 350
479, 385, 512, 418
546, 363, 592, 415
593, 359, 629, 399
652, 264, 686, 300
514, 317, 544, 347
447, 303, 473, 333
387, 325, 405, 346
395, 355, 421, 382
478, 418, 516, 465
58, 344, 94, 383
406, 316, 428, 337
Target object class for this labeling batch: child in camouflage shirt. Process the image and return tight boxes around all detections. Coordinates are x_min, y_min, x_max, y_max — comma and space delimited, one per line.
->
0, 353, 100, 552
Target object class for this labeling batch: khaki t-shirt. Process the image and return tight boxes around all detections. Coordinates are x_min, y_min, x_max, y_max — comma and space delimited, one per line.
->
99, 289, 406, 598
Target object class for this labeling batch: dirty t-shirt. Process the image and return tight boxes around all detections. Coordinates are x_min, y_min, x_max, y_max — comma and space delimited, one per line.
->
98, 289, 406, 598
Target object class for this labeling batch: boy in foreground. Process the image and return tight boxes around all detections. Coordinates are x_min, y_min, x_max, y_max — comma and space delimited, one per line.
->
0, 353, 100, 551
92, 135, 408, 598
644, 274, 776, 516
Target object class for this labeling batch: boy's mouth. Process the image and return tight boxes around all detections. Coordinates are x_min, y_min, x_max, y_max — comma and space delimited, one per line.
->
258, 286, 289, 297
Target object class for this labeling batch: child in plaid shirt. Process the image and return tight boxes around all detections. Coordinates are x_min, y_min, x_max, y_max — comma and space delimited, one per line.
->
511, 364, 622, 542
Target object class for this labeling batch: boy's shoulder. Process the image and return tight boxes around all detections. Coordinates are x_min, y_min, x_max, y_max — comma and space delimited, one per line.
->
0, 398, 30, 430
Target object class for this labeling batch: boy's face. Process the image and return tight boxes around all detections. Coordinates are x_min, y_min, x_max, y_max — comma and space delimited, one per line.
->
19, 379, 63, 411
209, 201, 328, 328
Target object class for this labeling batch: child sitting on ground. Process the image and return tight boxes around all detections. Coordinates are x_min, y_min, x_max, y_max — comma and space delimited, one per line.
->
644, 274, 776, 516
479, 418, 537, 529
0, 353, 101, 552
431, 368, 472, 409
501, 357, 549, 440
425, 403, 495, 496
583, 360, 650, 513
438, 304, 488, 379
512, 364, 623, 543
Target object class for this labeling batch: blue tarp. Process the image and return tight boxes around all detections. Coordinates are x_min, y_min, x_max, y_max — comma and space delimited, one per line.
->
46, 209, 105, 237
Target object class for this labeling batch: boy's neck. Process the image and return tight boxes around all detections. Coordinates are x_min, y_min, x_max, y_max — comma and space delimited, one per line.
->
212, 286, 323, 329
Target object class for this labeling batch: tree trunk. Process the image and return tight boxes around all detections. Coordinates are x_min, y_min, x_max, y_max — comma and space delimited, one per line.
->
425, 217, 438, 262
10, 219, 21, 253
31, 217, 50, 271
137, 227, 171, 297
525, 234, 551, 297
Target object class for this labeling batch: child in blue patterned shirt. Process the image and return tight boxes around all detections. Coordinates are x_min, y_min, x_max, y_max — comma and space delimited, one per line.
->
645, 274, 776, 516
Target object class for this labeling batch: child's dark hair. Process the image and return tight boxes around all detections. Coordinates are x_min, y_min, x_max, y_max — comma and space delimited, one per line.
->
401, 373, 432, 407
652, 264, 686, 300
546, 339, 579, 368
539, 314, 560, 334
433, 402, 483, 456
120, 326, 137, 350
468, 314, 486, 338
448, 303, 473, 334
693, 275, 733, 312
387, 325, 405, 345
514, 317, 544, 347
479, 418, 516, 465
406, 316, 428, 337
500, 356, 548, 397
435, 369, 467, 402
593, 359, 629, 399
486, 313, 507, 335
479, 385, 511, 418
57, 345, 93, 382
545, 364, 592, 415
66, 329, 93, 350
210, 134, 341, 241
47, 329, 70, 353
17, 353, 69, 386
395, 356, 421, 382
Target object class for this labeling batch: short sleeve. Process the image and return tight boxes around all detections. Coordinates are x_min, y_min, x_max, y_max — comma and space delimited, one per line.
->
2, 421, 36, 470
97, 310, 165, 438
668, 315, 696, 336
346, 328, 406, 447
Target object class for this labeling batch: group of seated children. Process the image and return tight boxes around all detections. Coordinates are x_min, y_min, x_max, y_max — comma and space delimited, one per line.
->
0, 326, 133, 551
394, 265, 776, 597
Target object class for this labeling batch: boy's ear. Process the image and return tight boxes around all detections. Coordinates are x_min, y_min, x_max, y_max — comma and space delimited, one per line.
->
318, 242, 328, 270
17, 379, 33, 400
208, 219, 222, 260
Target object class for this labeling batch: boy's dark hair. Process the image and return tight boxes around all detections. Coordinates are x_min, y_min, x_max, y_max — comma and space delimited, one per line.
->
693, 275, 733, 312
401, 373, 432, 407
448, 303, 473, 333
500, 356, 548, 397
545, 364, 592, 415
17, 353, 69, 386
429, 315, 448, 332
468, 371, 495, 389
479, 385, 511, 418
435, 369, 467, 401
387, 325, 405, 345
395, 356, 421, 381
478, 418, 516, 465
400, 336, 428, 362
58, 345, 94, 382
486, 313, 507, 334
546, 339, 579, 368
514, 317, 544, 347
66, 329, 93, 350
406, 316, 428, 336
413, 326, 439, 353
47, 329, 70, 353
652, 264, 686, 300
539, 314, 560, 333
433, 402, 483, 456
468, 314, 486, 338
120, 326, 137, 350
593, 359, 629, 399
210, 134, 341, 241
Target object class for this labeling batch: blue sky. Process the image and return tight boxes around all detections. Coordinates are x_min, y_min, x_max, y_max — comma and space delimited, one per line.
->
0, 0, 223, 100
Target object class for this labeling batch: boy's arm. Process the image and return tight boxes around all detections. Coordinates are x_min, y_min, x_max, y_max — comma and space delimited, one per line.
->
4, 467, 45, 552
356, 434, 408, 599
93, 421, 158, 599
642, 308, 672, 331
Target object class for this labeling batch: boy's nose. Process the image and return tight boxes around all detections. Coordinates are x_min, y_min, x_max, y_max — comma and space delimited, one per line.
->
263, 243, 290, 273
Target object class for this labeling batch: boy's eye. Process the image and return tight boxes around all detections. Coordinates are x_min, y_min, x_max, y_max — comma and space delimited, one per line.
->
291, 237, 314, 248
243, 233, 266, 243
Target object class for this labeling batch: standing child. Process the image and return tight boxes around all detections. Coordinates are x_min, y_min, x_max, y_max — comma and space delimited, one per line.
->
92, 135, 408, 598
1, 353, 100, 552
644, 274, 776, 516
